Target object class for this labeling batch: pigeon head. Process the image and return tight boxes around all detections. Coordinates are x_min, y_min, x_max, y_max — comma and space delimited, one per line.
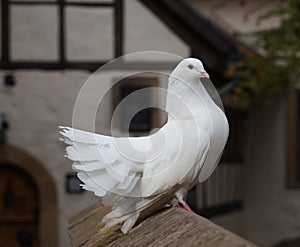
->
166, 58, 211, 117
171, 58, 209, 84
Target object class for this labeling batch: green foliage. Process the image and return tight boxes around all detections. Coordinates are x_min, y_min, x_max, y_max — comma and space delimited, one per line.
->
227, 0, 300, 98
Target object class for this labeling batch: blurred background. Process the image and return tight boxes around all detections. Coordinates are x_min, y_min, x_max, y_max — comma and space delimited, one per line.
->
0, 0, 299, 246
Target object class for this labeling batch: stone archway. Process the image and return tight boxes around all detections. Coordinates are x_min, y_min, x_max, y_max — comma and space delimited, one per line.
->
0, 145, 58, 247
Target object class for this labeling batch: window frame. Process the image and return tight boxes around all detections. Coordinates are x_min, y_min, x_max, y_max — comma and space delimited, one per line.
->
0, 0, 123, 71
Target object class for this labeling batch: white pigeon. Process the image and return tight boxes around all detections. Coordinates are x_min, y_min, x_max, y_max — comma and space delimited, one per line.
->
60, 58, 229, 234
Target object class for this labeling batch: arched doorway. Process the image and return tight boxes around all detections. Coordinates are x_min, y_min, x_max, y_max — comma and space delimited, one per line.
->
0, 164, 39, 246
0, 145, 58, 247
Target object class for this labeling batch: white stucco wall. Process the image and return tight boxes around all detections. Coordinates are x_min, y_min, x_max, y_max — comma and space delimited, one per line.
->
0, 70, 95, 246
0, 69, 171, 246
4, 0, 189, 62
125, 0, 190, 61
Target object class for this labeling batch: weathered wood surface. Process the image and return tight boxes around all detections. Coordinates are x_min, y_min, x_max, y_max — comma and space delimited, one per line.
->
69, 202, 257, 247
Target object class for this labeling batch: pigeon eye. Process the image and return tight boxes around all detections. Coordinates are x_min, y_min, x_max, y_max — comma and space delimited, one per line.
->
188, 64, 194, 70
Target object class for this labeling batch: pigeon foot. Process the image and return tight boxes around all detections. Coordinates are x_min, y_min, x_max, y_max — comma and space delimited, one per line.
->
173, 199, 194, 212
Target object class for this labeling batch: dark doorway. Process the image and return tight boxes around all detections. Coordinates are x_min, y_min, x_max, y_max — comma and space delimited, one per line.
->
0, 163, 39, 247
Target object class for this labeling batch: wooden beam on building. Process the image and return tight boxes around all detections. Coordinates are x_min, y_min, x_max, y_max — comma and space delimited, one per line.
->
1, 0, 10, 62
114, 0, 124, 58
59, 0, 66, 65
10, 1, 114, 7
138, 0, 239, 71
0, 61, 177, 71
138, 0, 220, 69
10, 1, 57, 5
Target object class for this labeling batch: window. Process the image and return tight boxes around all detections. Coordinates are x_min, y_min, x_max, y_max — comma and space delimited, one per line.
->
0, 0, 123, 70
112, 77, 166, 136
65, 173, 84, 194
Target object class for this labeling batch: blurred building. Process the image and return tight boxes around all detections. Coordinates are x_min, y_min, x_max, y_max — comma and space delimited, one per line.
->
0, 0, 299, 247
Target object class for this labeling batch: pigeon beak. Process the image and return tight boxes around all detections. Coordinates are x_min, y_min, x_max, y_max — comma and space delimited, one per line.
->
200, 71, 209, 78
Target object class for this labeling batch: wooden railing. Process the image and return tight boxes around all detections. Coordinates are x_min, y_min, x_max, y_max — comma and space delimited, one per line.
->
68, 202, 257, 247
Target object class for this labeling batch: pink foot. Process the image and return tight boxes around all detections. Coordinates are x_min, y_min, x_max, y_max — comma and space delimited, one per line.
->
174, 200, 194, 212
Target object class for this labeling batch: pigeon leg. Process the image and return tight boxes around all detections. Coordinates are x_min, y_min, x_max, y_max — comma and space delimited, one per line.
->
178, 199, 194, 212
174, 193, 194, 212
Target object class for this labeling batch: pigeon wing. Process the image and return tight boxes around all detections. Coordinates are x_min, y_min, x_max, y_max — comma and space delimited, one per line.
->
60, 119, 210, 199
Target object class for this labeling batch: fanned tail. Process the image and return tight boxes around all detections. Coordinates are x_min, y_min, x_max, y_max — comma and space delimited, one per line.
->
59, 126, 150, 233
59, 126, 142, 197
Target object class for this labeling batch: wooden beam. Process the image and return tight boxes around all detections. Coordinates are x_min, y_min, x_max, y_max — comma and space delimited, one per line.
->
114, 0, 124, 58
10, 1, 114, 7
66, 2, 114, 7
10, 1, 57, 5
138, 0, 220, 69
1, 0, 10, 62
0, 62, 104, 71
161, 0, 235, 53
68, 203, 256, 247
59, 0, 66, 64
138, 0, 238, 71
286, 89, 300, 188
0, 61, 177, 71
